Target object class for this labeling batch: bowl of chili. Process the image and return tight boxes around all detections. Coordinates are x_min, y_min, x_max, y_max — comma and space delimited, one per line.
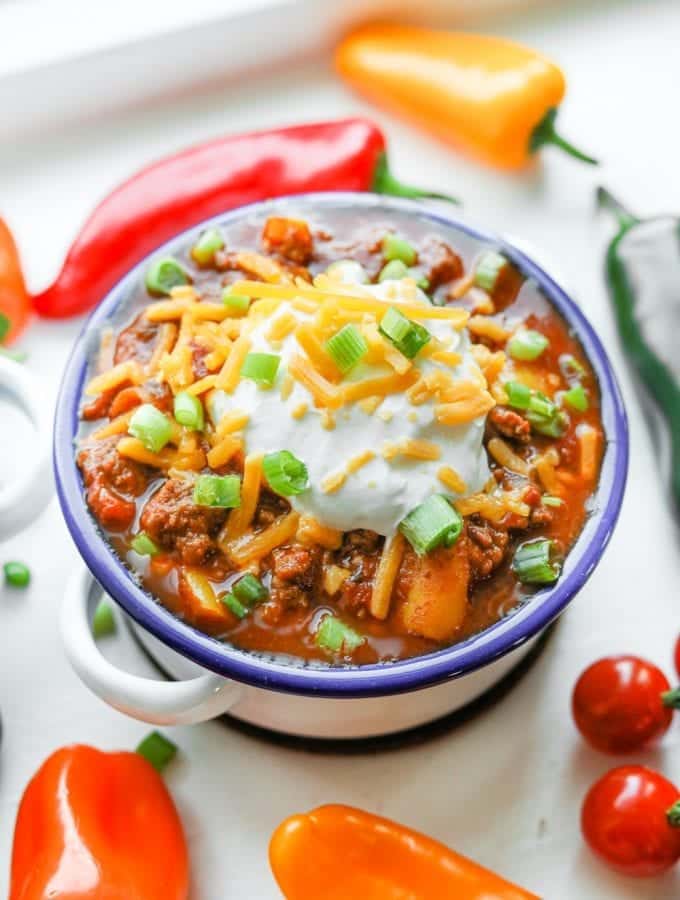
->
55, 193, 628, 739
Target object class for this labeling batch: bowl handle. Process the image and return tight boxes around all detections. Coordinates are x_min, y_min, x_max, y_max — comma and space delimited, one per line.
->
61, 566, 243, 725
0, 356, 53, 538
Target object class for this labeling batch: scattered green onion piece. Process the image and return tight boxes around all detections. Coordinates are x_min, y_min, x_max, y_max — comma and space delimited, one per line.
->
325, 324, 368, 373
315, 614, 365, 653
223, 592, 248, 619
136, 731, 178, 772
174, 391, 204, 430
382, 233, 417, 266
399, 495, 463, 555
3, 561, 30, 587
379, 306, 431, 360
233, 572, 268, 604
145, 257, 189, 296
262, 450, 308, 496
508, 329, 549, 361
193, 474, 241, 508
0, 312, 10, 342
240, 352, 280, 388
512, 539, 561, 585
541, 495, 564, 507
378, 259, 409, 282
413, 272, 430, 292
92, 599, 116, 638
191, 228, 224, 266
505, 381, 532, 410
527, 407, 568, 438
326, 260, 369, 284
560, 353, 586, 380
131, 531, 160, 556
474, 251, 508, 292
528, 392, 556, 419
0, 347, 27, 362
221, 289, 251, 315
563, 384, 589, 412
128, 403, 173, 453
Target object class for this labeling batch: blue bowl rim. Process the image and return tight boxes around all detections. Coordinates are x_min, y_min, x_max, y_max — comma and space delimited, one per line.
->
54, 192, 629, 698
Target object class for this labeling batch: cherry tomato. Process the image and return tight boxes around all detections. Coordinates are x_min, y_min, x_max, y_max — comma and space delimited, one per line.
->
674, 635, 680, 680
582, 766, 680, 877
572, 655, 679, 754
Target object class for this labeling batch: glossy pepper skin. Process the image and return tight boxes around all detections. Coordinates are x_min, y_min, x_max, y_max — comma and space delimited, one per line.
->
0, 217, 31, 342
269, 804, 539, 900
32, 117, 454, 319
599, 187, 680, 518
9, 744, 189, 900
336, 25, 596, 170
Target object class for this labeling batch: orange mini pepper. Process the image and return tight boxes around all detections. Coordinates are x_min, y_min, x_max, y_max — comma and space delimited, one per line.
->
9, 744, 189, 900
0, 217, 31, 344
270, 803, 540, 899
336, 24, 596, 171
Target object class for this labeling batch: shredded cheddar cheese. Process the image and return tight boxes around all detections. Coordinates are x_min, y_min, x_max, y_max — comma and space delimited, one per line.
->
438, 466, 467, 494
370, 532, 406, 620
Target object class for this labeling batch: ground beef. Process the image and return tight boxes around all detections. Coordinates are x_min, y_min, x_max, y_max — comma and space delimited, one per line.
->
418, 235, 463, 289
190, 342, 210, 380
81, 386, 122, 421
489, 406, 531, 444
252, 489, 289, 529
140, 479, 228, 566
268, 543, 321, 611
261, 217, 314, 265
341, 529, 381, 555
77, 437, 150, 531
466, 518, 509, 581
529, 505, 554, 528
114, 313, 161, 366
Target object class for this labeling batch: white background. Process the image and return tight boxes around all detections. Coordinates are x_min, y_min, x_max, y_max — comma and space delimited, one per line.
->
1, 0, 680, 897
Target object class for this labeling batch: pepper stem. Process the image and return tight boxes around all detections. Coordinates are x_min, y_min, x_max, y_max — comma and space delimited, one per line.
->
596, 186, 640, 229
530, 108, 598, 166
372, 152, 459, 205
661, 687, 680, 709
667, 800, 680, 828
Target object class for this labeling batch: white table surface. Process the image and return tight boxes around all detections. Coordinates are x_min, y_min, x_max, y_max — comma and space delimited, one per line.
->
1, 1, 680, 896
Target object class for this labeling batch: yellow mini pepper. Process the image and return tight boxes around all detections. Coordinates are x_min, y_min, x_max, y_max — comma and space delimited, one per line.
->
336, 24, 596, 171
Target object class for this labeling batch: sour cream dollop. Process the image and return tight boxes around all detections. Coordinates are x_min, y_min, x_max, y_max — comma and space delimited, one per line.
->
209, 278, 490, 536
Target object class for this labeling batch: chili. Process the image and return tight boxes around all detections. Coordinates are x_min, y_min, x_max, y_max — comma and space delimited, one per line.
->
336, 25, 596, 170
0, 217, 31, 343
32, 118, 455, 319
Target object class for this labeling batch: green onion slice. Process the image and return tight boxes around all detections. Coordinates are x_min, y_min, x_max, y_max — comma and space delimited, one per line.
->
193, 474, 241, 508
0, 312, 10, 342
559, 353, 586, 380
512, 539, 561, 585
145, 257, 189, 296
233, 572, 268, 604
325, 324, 368, 373
399, 495, 463, 555
315, 614, 365, 653
221, 290, 251, 315
223, 592, 249, 619
263, 450, 308, 496
92, 599, 116, 638
136, 731, 178, 772
128, 403, 173, 453
191, 228, 224, 266
382, 233, 417, 266
379, 306, 431, 360
3, 560, 30, 587
378, 259, 409, 282
474, 251, 508, 292
241, 352, 280, 388
563, 384, 589, 412
174, 391, 205, 430
541, 495, 564, 507
504, 381, 532, 410
131, 531, 160, 556
508, 329, 549, 361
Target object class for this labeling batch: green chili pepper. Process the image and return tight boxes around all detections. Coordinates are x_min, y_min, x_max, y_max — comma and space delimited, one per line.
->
598, 187, 680, 515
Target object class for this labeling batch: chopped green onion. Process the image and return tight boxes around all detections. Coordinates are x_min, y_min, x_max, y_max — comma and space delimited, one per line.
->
325, 324, 368, 373
563, 384, 589, 412
240, 352, 280, 388
315, 614, 365, 653
379, 306, 431, 360
505, 381, 532, 410
223, 592, 248, 619
382, 233, 417, 266
399, 495, 463, 555
3, 561, 30, 587
193, 474, 241, 508
412, 271, 430, 292
508, 329, 549, 361
0, 312, 10, 342
474, 251, 508, 292
233, 573, 268, 604
174, 391, 204, 430
560, 353, 586, 379
128, 403, 173, 453
541, 495, 564, 507
92, 599, 116, 638
378, 259, 409, 282
326, 260, 369, 284
145, 257, 189, 296
263, 450, 308, 496
527, 406, 568, 438
191, 228, 224, 266
512, 539, 561, 585
528, 392, 556, 419
136, 731, 177, 772
221, 289, 251, 315
131, 532, 159, 556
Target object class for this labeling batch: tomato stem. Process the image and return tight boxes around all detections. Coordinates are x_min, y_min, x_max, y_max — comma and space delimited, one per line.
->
661, 687, 680, 709
667, 800, 680, 828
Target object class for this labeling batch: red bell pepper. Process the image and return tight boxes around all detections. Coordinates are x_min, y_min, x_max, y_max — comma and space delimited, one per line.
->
0, 217, 31, 343
33, 117, 455, 319
9, 744, 189, 900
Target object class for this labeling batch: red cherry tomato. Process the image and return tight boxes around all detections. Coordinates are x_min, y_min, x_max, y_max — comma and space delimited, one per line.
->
674, 636, 680, 680
582, 766, 680, 877
572, 655, 678, 754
